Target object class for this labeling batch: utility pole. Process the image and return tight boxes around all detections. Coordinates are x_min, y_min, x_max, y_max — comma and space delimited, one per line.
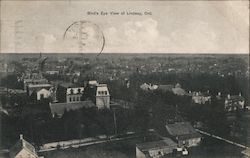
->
175, 104, 178, 121
6, 64, 9, 97
113, 108, 117, 135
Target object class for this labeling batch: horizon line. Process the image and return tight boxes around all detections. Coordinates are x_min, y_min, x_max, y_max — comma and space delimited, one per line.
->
0, 52, 249, 55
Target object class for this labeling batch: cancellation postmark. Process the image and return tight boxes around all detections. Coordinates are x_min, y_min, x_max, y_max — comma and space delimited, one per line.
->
63, 21, 105, 55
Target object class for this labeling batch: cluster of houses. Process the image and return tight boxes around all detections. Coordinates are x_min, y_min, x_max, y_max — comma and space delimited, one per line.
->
224, 93, 245, 112
4, 55, 248, 158
23, 74, 111, 118
140, 82, 246, 112
8, 121, 201, 158
140, 83, 187, 96
136, 122, 202, 158
50, 81, 110, 117
190, 91, 211, 104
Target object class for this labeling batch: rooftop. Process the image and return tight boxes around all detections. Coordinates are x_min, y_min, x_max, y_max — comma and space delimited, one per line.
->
66, 87, 84, 95
28, 84, 53, 88
172, 87, 187, 96
242, 148, 250, 157
157, 84, 174, 92
89, 80, 98, 85
226, 95, 245, 101
50, 101, 95, 117
23, 78, 48, 82
59, 82, 74, 88
96, 85, 110, 96
136, 138, 177, 151
10, 135, 37, 158
165, 122, 201, 138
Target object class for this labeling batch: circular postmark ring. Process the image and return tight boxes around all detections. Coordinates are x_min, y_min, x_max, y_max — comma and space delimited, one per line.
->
63, 21, 105, 56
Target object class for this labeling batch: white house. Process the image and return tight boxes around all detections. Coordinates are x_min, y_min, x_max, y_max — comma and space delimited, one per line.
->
9, 134, 38, 158
225, 93, 245, 112
37, 88, 51, 100
27, 84, 54, 101
140, 83, 158, 91
192, 92, 211, 104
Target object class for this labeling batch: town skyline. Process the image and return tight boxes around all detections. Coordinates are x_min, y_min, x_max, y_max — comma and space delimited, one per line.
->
0, 53, 249, 158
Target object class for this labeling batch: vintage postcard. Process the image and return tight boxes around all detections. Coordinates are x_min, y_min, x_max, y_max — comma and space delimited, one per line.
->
0, 0, 249, 158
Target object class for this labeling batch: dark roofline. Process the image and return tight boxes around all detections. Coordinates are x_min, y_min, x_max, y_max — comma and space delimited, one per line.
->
136, 140, 177, 151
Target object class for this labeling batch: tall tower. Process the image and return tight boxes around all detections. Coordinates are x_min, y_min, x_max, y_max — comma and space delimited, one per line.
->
95, 84, 110, 109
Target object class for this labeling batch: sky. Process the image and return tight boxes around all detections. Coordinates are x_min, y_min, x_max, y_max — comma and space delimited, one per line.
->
0, 0, 249, 54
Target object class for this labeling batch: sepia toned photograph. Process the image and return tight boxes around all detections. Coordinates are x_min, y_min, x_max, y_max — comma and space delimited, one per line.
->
0, 0, 249, 158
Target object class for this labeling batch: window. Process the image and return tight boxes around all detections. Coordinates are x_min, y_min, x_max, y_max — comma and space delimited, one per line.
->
40, 94, 44, 99
69, 97, 72, 102
104, 91, 107, 95
70, 89, 74, 94
73, 97, 75, 101
78, 88, 81, 94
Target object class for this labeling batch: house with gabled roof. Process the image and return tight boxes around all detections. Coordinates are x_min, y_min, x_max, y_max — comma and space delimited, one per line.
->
9, 134, 38, 158
165, 122, 202, 148
136, 138, 177, 158
27, 84, 53, 101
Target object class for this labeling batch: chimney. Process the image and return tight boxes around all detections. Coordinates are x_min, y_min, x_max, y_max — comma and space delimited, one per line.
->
218, 92, 221, 96
227, 94, 230, 99
239, 92, 242, 96
20, 134, 23, 140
